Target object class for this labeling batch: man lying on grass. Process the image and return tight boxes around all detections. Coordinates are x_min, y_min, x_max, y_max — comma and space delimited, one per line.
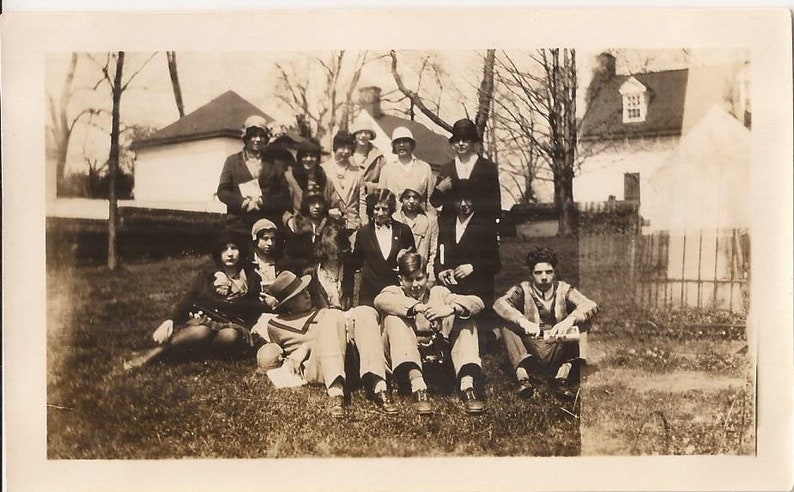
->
374, 251, 486, 415
493, 246, 598, 401
123, 228, 268, 370
253, 270, 395, 418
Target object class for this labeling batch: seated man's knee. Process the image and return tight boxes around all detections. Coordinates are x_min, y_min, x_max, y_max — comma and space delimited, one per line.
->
257, 343, 284, 370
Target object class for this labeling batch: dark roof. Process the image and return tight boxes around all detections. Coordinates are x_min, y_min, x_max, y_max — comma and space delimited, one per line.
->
371, 113, 455, 169
580, 69, 688, 141
132, 90, 273, 150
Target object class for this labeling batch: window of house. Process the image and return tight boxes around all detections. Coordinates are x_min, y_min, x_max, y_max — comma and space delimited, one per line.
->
623, 93, 645, 123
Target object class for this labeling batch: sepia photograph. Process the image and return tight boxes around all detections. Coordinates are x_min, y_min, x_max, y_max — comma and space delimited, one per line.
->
3, 7, 792, 492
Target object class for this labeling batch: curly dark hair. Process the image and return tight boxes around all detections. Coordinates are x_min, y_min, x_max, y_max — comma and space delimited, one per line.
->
365, 188, 397, 219
525, 246, 558, 271
397, 251, 425, 277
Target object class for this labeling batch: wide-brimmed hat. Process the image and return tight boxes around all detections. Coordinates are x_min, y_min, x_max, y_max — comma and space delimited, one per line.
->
448, 118, 481, 143
251, 218, 278, 241
266, 271, 312, 309
350, 120, 376, 139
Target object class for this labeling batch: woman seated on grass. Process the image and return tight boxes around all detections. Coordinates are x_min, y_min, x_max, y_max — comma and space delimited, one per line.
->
374, 251, 486, 415
123, 228, 267, 370
303, 222, 397, 414
493, 246, 598, 402
251, 270, 350, 418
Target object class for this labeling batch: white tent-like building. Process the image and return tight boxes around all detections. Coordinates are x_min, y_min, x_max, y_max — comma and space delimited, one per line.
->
645, 105, 750, 232
638, 106, 750, 313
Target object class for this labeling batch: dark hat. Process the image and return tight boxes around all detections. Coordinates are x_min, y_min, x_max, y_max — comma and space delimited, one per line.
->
448, 118, 481, 143
296, 138, 329, 156
266, 270, 312, 309
332, 131, 356, 151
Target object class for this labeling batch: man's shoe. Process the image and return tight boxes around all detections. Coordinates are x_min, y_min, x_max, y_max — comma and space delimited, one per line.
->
412, 389, 433, 415
372, 390, 399, 415
551, 378, 577, 402
516, 379, 536, 399
329, 395, 346, 418
461, 388, 485, 414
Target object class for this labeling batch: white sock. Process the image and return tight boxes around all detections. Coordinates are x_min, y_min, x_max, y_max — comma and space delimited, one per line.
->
327, 379, 344, 398
516, 366, 529, 382
373, 378, 387, 394
555, 363, 571, 380
578, 332, 589, 362
410, 377, 427, 393
460, 375, 474, 391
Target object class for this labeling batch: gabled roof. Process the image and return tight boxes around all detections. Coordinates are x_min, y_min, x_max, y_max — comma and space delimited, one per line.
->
368, 112, 455, 169
132, 90, 273, 150
580, 69, 688, 141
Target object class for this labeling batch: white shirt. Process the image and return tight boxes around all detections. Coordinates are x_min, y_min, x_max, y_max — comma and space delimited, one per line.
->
455, 213, 474, 243
455, 154, 478, 180
375, 222, 393, 259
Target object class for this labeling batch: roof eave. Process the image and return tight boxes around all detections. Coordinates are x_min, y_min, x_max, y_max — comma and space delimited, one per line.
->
132, 130, 241, 150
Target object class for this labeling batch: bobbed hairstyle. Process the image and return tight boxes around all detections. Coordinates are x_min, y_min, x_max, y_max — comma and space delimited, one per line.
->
212, 228, 251, 267
313, 221, 351, 263
365, 188, 397, 219
525, 246, 559, 271
397, 251, 425, 277
299, 191, 329, 217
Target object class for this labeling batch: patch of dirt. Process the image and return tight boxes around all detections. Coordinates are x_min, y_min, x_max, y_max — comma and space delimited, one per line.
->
587, 368, 748, 393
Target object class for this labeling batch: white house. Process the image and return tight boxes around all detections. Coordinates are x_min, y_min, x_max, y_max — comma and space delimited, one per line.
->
576, 53, 751, 221
131, 90, 275, 212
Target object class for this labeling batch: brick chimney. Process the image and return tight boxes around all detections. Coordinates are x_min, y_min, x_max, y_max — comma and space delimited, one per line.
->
596, 52, 616, 78
358, 86, 383, 118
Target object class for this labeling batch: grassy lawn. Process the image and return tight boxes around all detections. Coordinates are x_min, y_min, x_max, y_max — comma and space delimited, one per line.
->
46, 234, 753, 458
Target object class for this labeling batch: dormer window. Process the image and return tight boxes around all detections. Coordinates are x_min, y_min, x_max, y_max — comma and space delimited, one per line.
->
619, 77, 649, 123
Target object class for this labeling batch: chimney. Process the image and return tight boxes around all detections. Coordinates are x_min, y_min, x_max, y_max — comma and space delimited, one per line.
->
596, 52, 616, 79
358, 86, 383, 118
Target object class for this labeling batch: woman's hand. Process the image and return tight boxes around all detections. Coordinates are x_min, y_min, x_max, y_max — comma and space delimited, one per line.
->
328, 208, 343, 220
436, 176, 453, 192
437, 269, 457, 286
152, 319, 174, 344
453, 264, 474, 279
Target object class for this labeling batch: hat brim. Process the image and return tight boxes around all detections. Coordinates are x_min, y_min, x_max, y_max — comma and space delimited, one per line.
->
274, 275, 312, 309
448, 135, 482, 144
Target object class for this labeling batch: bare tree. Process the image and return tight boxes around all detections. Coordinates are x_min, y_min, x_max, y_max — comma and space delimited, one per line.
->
495, 49, 579, 235
166, 51, 185, 118
46, 53, 108, 196
274, 50, 370, 142
389, 49, 496, 138
87, 51, 157, 269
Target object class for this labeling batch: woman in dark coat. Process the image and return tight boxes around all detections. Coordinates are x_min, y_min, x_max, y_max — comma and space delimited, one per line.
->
123, 228, 267, 369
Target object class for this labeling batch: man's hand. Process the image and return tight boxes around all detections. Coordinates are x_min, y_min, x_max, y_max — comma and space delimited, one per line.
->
453, 264, 474, 279
436, 176, 453, 192
424, 304, 454, 321
152, 319, 174, 344
547, 317, 576, 339
518, 318, 540, 337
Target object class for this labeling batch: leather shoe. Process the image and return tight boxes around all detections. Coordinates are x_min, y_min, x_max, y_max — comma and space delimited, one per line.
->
461, 388, 485, 414
372, 390, 399, 415
412, 389, 433, 415
551, 378, 577, 402
329, 395, 345, 418
516, 379, 536, 399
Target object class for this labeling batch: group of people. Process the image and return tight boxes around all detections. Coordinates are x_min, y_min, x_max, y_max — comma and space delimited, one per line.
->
123, 115, 598, 418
